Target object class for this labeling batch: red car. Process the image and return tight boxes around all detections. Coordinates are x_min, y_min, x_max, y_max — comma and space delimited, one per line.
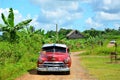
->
37, 44, 71, 74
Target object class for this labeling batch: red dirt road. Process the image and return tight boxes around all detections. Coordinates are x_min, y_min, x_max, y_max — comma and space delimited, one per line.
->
15, 52, 97, 80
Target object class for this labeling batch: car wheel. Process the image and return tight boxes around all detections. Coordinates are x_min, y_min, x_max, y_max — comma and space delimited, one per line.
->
37, 71, 45, 75
37, 70, 40, 74
65, 71, 70, 75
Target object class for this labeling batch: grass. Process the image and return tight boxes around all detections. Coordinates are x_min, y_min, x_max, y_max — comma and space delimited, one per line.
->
80, 56, 120, 80
79, 39, 120, 80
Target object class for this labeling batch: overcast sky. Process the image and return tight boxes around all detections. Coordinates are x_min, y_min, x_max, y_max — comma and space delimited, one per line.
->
0, 0, 120, 32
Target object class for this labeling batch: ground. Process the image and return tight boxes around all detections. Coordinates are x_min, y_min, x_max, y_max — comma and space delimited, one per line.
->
15, 52, 97, 80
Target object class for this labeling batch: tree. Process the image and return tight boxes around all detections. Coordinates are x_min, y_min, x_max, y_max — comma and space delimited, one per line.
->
83, 28, 105, 38
0, 8, 32, 42
118, 27, 120, 31
59, 28, 72, 38
24, 25, 35, 37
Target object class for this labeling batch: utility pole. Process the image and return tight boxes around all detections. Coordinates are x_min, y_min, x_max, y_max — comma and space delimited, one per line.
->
56, 24, 58, 43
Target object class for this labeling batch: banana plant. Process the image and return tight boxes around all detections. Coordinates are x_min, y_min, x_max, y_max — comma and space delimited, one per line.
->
0, 8, 32, 42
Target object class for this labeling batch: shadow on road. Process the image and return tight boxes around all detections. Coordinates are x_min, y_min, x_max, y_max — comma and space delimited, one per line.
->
28, 69, 37, 75
28, 69, 69, 75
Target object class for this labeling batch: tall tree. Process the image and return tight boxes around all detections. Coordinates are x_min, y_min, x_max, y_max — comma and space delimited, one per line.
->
0, 8, 32, 42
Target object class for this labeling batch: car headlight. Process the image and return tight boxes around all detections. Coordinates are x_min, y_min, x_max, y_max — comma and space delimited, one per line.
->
64, 58, 70, 63
38, 58, 43, 63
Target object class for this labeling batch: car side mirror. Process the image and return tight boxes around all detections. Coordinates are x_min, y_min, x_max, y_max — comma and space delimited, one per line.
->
67, 49, 71, 54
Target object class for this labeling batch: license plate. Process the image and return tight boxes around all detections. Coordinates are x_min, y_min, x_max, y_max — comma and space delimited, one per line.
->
47, 67, 59, 71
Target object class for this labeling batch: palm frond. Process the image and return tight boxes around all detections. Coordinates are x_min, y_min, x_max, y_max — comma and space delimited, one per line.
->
29, 26, 35, 33
8, 8, 14, 27
1, 13, 9, 26
35, 29, 45, 35
0, 24, 4, 28
0, 24, 5, 31
0, 26, 9, 32
15, 19, 32, 30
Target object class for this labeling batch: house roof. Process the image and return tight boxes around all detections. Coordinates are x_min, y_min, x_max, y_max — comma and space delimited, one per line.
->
66, 30, 84, 39
66, 30, 76, 37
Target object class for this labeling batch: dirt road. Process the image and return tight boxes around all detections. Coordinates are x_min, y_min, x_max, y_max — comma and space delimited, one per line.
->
15, 52, 97, 80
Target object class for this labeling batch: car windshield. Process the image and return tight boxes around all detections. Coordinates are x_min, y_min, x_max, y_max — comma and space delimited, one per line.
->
42, 46, 66, 53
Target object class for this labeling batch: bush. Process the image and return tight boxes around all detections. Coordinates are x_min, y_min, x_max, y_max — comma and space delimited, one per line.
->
0, 35, 41, 80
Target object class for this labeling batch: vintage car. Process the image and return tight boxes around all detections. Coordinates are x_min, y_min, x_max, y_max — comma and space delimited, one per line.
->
37, 44, 71, 74
110, 40, 116, 44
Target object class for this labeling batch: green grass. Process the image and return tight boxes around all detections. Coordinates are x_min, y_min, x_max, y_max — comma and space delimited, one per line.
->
80, 56, 120, 80
79, 39, 120, 80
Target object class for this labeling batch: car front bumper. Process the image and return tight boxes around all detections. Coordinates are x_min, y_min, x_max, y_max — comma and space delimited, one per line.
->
37, 67, 70, 72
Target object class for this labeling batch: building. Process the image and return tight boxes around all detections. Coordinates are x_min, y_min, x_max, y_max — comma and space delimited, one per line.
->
66, 30, 84, 39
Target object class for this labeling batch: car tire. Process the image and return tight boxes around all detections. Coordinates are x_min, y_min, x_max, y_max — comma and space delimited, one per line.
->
37, 70, 40, 74
65, 71, 70, 75
37, 71, 43, 74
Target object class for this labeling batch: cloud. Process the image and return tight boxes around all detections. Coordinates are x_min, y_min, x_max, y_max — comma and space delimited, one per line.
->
30, 0, 83, 27
0, 8, 65, 31
83, 0, 120, 30
88, 0, 120, 13
95, 11, 120, 21
0, 8, 42, 30
86, 0, 120, 22
85, 17, 103, 29
30, 0, 120, 31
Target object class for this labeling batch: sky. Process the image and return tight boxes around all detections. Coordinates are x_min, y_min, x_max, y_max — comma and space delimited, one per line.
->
0, 0, 120, 32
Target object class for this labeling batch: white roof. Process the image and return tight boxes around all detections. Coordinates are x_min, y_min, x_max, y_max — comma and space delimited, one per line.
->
42, 44, 67, 48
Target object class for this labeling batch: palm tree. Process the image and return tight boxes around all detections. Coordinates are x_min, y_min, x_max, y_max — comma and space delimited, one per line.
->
24, 25, 35, 37
0, 8, 32, 42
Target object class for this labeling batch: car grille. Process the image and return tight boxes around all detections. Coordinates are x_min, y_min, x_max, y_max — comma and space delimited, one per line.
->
43, 62, 66, 67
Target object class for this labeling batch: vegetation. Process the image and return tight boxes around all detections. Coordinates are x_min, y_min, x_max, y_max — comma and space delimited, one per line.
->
80, 56, 120, 80
79, 32, 120, 80
0, 8, 41, 80
0, 39, 41, 80
0, 8, 32, 42
0, 8, 120, 80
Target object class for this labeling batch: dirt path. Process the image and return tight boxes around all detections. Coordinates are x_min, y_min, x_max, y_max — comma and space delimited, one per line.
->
15, 52, 97, 80
107, 43, 115, 48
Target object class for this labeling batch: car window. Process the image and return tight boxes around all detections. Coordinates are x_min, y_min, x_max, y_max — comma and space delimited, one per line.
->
42, 46, 66, 53
42, 47, 54, 52
55, 47, 66, 53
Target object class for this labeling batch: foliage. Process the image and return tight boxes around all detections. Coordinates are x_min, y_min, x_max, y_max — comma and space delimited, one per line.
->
105, 28, 120, 35
46, 28, 72, 43
83, 28, 105, 38
0, 35, 42, 80
59, 28, 72, 38
0, 8, 32, 42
